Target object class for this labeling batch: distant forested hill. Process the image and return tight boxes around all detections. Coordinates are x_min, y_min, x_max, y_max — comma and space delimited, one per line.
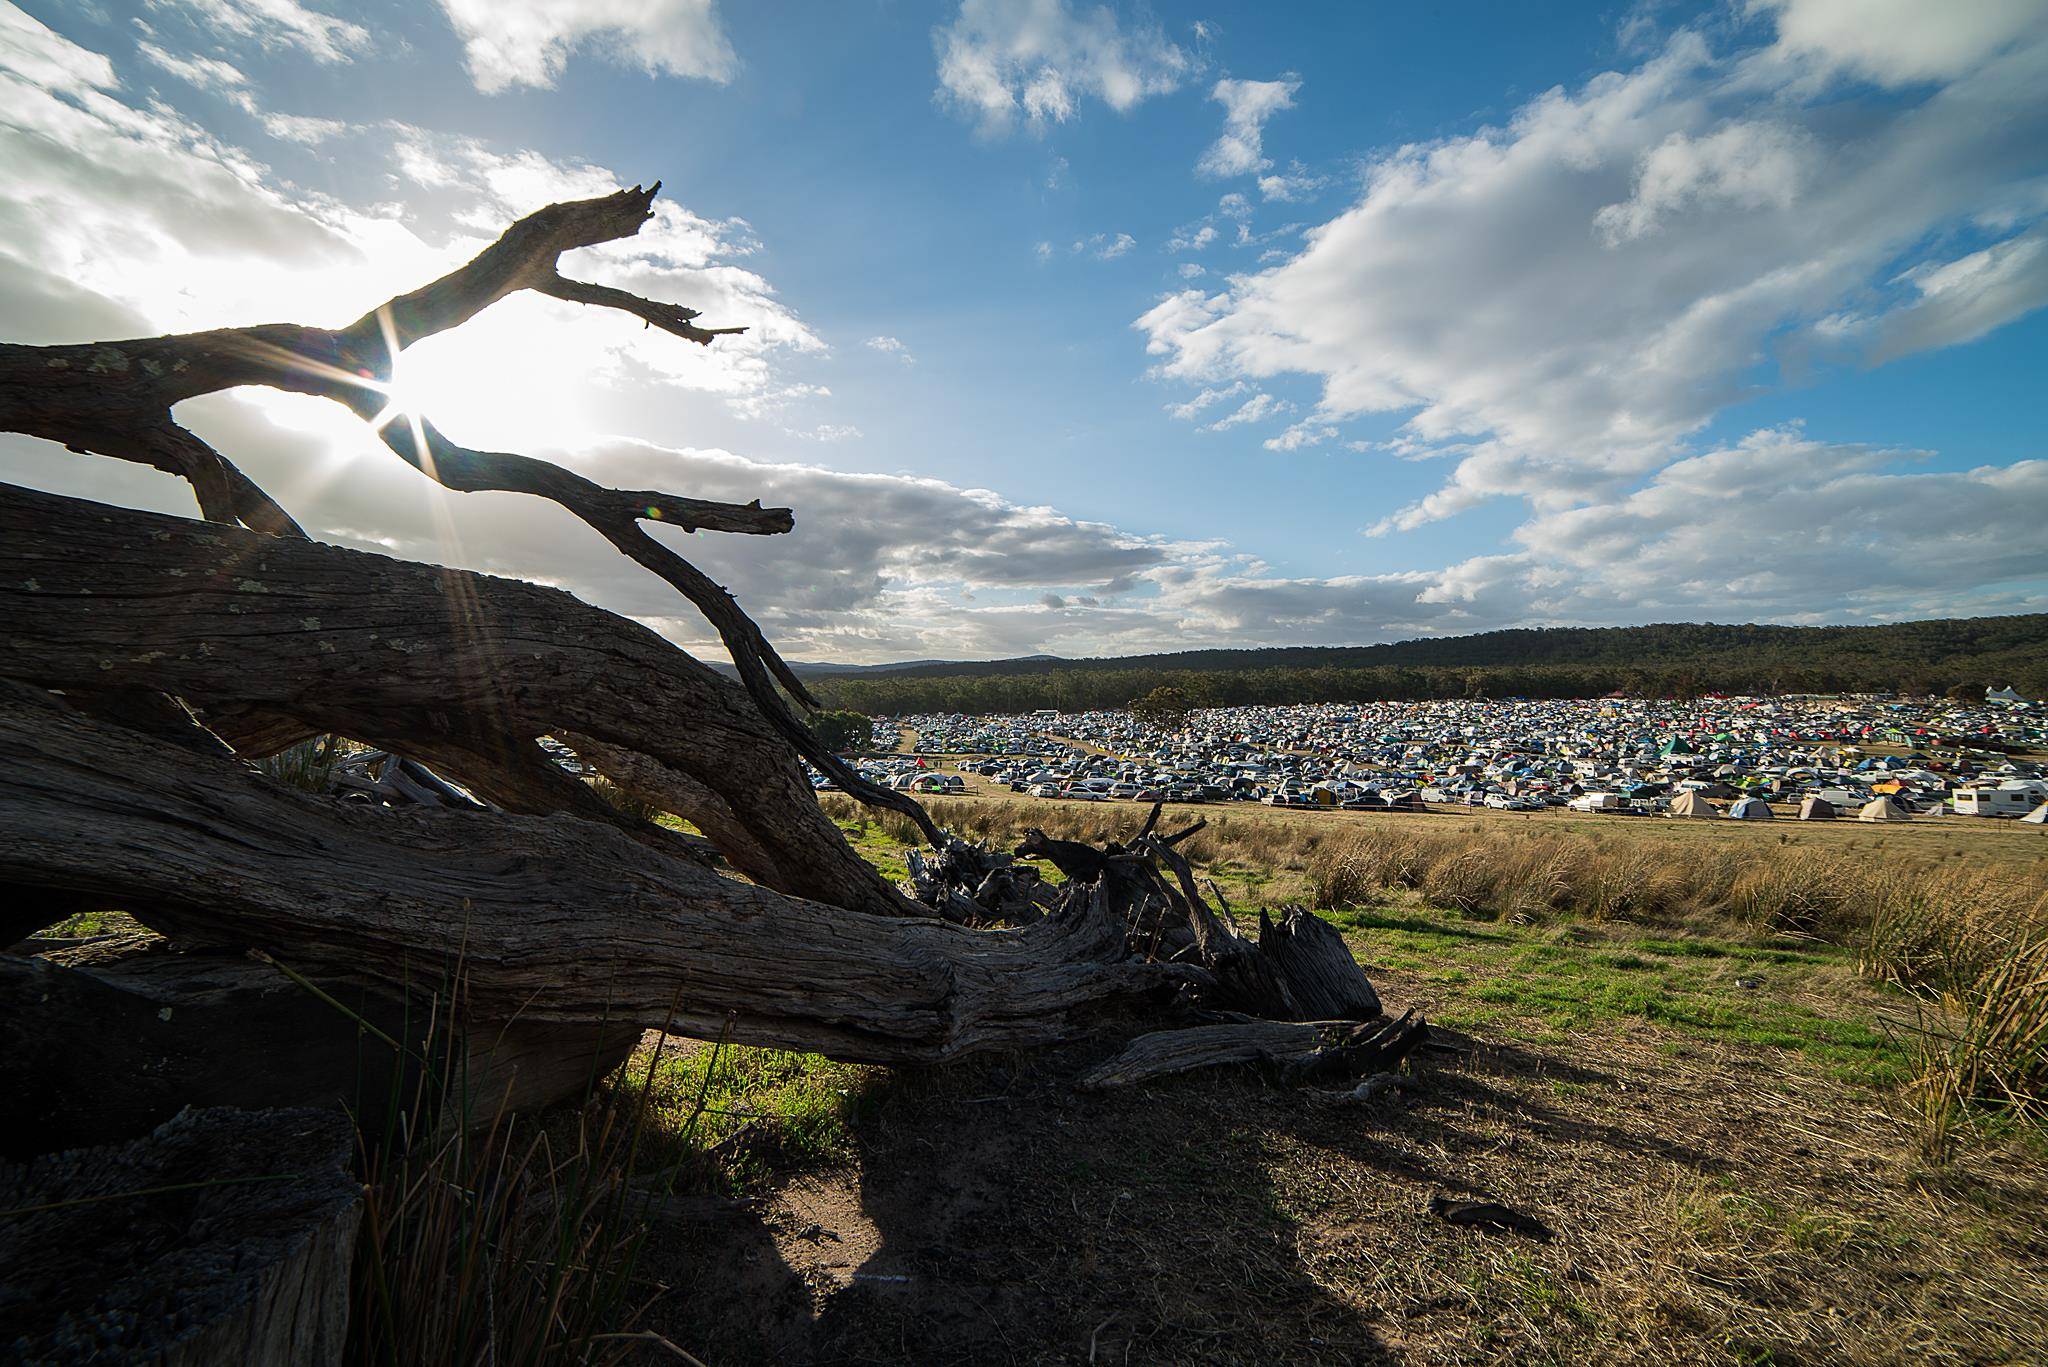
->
802, 615, 2048, 714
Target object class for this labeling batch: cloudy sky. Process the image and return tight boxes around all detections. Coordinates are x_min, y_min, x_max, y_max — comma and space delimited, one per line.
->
4, 0, 2046, 663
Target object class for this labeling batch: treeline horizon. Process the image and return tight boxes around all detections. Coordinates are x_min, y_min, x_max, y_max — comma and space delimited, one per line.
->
806, 615, 2048, 715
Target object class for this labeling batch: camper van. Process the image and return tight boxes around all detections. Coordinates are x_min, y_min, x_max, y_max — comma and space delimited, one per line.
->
1953, 781, 2048, 817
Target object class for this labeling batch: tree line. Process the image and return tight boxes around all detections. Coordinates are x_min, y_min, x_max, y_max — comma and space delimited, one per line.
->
805, 616, 2048, 715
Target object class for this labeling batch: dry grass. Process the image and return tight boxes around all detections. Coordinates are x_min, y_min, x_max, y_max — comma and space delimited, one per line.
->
822, 789, 2048, 1160
252, 733, 349, 792
347, 1010, 667, 1367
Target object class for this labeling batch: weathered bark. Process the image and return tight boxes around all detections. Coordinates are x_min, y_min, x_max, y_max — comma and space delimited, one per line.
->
0, 480, 912, 918
1077, 1011, 1430, 1091
0, 1106, 360, 1365
1252, 906, 1384, 1021
556, 730, 789, 889
0, 938, 635, 1156
1076, 1021, 1329, 1090
0, 686, 1196, 1062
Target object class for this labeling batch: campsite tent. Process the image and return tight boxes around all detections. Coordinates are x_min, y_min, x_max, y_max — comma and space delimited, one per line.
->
1858, 796, 1913, 822
2022, 801, 2048, 825
1728, 795, 1774, 820
1668, 790, 1718, 818
1798, 795, 1837, 820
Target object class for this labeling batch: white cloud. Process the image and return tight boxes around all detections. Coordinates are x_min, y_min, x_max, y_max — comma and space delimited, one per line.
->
1593, 120, 1809, 245
145, 0, 370, 65
1167, 222, 1216, 252
1197, 75, 1299, 178
0, 17, 820, 464
1139, 17, 2048, 533
934, 0, 1192, 134
1748, 0, 2046, 88
433, 0, 737, 94
1164, 380, 1246, 420
1863, 226, 2048, 364
865, 335, 914, 362
260, 110, 352, 144
1506, 429, 2048, 621
1264, 421, 1335, 452
1205, 391, 1288, 430
0, 4, 114, 92
136, 40, 255, 109
1177, 262, 1206, 279
1257, 161, 1328, 203
1072, 230, 1134, 259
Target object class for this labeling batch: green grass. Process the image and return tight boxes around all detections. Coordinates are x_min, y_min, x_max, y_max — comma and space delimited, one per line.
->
1337, 908, 1906, 1087
829, 816, 914, 884
39, 908, 142, 939
615, 1040, 883, 1191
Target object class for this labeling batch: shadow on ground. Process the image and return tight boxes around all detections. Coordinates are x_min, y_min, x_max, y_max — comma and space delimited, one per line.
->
636, 1008, 2048, 1365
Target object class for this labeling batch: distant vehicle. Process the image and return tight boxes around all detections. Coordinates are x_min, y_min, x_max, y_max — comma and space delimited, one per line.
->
1061, 787, 1105, 801
1953, 782, 2048, 817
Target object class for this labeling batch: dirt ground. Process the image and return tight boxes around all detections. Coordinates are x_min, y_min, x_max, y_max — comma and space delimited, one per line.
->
636, 994, 2047, 1365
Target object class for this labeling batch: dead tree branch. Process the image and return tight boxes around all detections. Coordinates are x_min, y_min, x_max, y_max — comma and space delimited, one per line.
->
0, 183, 935, 839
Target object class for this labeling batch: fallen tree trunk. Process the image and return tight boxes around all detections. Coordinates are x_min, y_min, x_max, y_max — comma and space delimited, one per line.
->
0, 480, 913, 918
1077, 1012, 1430, 1091
0, 1106, 360, 1366
0, 937, 636, 1157
0, 684, 1195, 1062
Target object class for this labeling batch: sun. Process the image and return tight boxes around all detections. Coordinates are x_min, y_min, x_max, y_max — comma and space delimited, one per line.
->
369, 356, 436, 431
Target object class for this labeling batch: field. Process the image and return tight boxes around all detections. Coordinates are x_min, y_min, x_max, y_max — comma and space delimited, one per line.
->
600, 779, 2048, 1365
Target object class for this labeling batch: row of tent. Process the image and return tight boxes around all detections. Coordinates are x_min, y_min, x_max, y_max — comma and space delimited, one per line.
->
1666, 789, 2048, 822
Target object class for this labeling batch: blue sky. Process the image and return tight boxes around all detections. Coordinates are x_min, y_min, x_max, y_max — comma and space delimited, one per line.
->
3, 0, 2046, 662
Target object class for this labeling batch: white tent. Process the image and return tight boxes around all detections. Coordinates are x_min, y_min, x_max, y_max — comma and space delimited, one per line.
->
1668, 790, 1718, 818
1857, 796, 1913, 822
1798, 795, 1837, 820
1728, 795, 1774, 820
2022, 801, 2048, 825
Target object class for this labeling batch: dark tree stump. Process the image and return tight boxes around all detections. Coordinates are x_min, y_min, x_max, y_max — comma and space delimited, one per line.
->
0, 939, 638, 1158
0, 1107, 361, 1365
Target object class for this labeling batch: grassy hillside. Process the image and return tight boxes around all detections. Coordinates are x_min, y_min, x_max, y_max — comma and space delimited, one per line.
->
807, 614, 2048, 714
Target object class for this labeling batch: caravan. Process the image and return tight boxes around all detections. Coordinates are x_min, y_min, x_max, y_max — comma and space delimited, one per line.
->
1953, 781, 2048, 817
